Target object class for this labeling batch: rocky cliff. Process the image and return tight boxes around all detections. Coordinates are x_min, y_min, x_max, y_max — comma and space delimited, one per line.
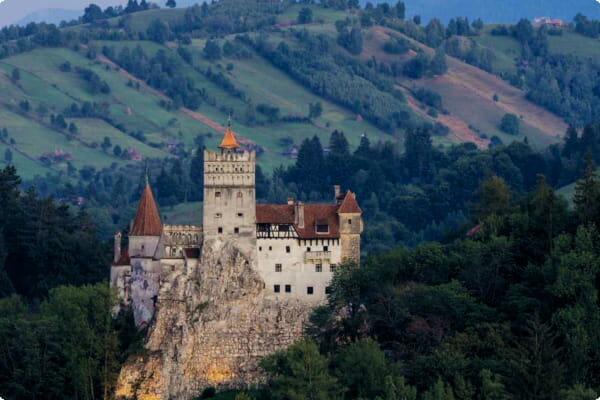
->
115, 240, 313, 400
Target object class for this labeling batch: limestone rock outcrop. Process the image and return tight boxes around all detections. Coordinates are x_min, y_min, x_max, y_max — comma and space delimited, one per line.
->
115, 240, 313, 400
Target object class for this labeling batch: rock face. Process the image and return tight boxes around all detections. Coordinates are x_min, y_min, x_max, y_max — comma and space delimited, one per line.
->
115, 239, 313, 400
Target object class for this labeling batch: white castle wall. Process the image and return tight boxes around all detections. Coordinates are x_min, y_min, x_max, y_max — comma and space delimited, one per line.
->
256, 237, 341, 303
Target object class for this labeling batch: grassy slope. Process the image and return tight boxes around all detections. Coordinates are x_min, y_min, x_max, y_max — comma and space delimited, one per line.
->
3, 5, 592, 180
288, 14, 567, 150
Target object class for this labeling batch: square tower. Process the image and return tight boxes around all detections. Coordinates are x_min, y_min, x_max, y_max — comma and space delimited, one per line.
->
202, 123, 256, 254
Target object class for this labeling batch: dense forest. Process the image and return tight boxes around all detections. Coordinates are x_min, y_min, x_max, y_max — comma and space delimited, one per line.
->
3, 135, 600, 398
2, 0, 600, 399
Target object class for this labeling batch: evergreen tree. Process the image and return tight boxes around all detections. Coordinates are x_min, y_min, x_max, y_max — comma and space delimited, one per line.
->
203, 40, 222, 61
261, 338, 343, 400
573, 151, 600, 225
298, 7, 313, 24
11, 68, 20, 81
166, 0, 177, 7
189, 142, 205, 201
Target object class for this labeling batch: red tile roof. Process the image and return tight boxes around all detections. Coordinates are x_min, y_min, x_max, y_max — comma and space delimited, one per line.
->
255, 204, 295, 224
256, 204, 343, 239
338, 191, 362, 214
112, 249, 130, 266
130, 184, 162, 236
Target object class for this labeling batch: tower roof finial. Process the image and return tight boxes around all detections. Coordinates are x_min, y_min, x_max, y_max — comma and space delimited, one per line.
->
219, 116, 240, 151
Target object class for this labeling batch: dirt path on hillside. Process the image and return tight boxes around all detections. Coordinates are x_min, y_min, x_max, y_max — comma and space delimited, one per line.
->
367, 26, 568, 139
399, 87, 489, 149
97, 54, 256, 146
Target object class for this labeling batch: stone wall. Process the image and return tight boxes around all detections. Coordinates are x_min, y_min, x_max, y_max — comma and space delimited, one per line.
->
115, 239, 313, 400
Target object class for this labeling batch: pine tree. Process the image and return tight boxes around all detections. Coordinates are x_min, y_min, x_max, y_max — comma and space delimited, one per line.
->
166, 0, 177, 7
573, 150, 600, 225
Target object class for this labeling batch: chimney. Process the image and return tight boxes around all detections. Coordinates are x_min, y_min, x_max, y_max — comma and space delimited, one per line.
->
334, 185, 341, 203
287, 197, 294, 205
114, 232, 122, 263
295, 201, 305, 228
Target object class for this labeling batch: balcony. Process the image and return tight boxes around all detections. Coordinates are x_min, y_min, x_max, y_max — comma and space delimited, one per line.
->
305, 251, 331, 262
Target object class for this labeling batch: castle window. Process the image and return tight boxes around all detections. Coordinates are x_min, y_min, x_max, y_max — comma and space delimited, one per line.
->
259, 246, 262, 251
307, 286, 314, 295
307, 247, 311, 252
316, 224, 329, 233
275, 264, 282, 272
237, 212, 244, 217
215, 191, 221, 198
286, 246, 291, 253
323, 246, 328, 251
278, 224, 288, 232
269, 246, 272, 251
348, 219, 352, 225
237, 191, 243, 198
218, 227, 223, 234
285, 284, 291, 293
315, 264, 322, 272
215, 213, 222, 218
330, 264, 337, 272
274, 284, 280, 293
234, 227, 239, 234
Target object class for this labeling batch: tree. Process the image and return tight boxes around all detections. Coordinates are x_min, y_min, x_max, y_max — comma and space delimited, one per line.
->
166, 0, 177, 8
308, 102, 323, 119
430, 46, 448, 76
125, 0, 140, 13
479, 369, 510, 400
507, 317, 563, 400
334, 338, 404, 399
573, 151, 600, 225
11, 68, 20, 81
113, 145, 123, 157
147, 19, 170, 44
338, 27, 363, 55
101, 136, 112, 152
298, 7, 313, 24
203, 40, 222, 61
403, 52, 430, 79
82, 4, 104, 23
261, 338, 343, 400
4, 148, 12, 163
395, 1, 406, 19
471, 175, 512, 221
499, 113, 520, 135
68, 122, 78, 134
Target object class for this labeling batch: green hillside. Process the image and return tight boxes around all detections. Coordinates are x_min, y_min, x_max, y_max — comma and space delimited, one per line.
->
3, 1, 600, 183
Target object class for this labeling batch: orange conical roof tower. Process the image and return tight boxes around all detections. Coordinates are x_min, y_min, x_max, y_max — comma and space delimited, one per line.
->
130, 178, 162, 236
218, 117, 240, 151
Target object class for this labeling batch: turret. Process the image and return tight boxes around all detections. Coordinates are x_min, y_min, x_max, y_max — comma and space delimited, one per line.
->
337, 191, 363, 263
129, 180, 162, 258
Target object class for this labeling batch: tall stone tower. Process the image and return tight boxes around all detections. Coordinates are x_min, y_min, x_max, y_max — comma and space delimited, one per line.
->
338, 191, 363, 263
203, 121, 257, 255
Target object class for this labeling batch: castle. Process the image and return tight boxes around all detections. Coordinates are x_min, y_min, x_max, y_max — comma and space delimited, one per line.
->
111, 123, 363, 328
